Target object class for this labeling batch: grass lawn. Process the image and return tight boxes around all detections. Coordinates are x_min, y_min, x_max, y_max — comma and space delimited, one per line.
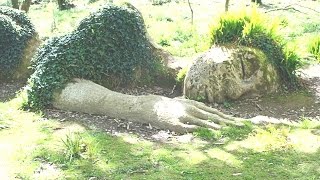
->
1, 97, 320, 179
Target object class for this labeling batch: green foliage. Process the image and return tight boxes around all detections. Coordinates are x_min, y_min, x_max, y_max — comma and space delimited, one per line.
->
61, 132, 86, 162
299, 117, 320, 129
303, 22, 320, 33
26, 4, 167, 109
210, 13, 247, 45
149, 14, 209, 57
176, 67, 188, 83
221, 121, 254, 140
172, 27, 208, 55
308, 36, 320, 62
252, 125, 292, 151
194, 121, 254, 141
209, 8, 301, 89
0, 6, 36, 79
193, 128, 221, 140
223, 101, 232, 109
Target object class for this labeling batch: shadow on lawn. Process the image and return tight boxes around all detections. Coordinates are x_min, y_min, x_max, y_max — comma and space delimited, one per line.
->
31, 119, 320, 179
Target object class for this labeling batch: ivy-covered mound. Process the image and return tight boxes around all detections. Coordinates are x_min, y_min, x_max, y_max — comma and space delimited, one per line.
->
0, 6, 37, 81
27, 4, 170, 109
210, 9, 302, 90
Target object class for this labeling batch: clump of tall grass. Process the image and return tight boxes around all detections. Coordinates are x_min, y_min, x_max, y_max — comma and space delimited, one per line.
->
61, 132, 87, 162
209, 8, 302, 89
308, 36, 320, 62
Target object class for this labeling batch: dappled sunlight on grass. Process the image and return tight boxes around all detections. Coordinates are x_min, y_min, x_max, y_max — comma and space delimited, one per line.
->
176, 149, 207, 165
288, 130, 320, 153
225, 125, 320, 154
0, 101, 58, 178
206, 148, 243, 168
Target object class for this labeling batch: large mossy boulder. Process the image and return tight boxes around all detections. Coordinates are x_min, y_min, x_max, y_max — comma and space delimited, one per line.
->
27, 4, 174, 109
0, 6, 40, 82
184, 46, 281, 103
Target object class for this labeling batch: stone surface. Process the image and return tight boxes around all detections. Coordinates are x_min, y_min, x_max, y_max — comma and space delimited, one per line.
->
53, 79, 244, 134
184, 46, 280, 103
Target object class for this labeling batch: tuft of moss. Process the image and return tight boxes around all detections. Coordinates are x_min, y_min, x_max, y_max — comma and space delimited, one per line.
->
0, 6, 36, 80
26, 4, 169, 110
209, 8, 302, 89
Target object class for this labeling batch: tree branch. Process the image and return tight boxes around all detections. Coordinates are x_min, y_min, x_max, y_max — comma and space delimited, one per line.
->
225, 0, 230, 12
264, 4, 319, 14
187, 0, 193, 25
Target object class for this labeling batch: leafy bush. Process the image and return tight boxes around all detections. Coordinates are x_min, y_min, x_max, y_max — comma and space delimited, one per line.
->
26, 4, 168, 109
210, 8, 301, 89
176, 67, 188, 83
0, 6, 36, 80
308, 36, 320, 62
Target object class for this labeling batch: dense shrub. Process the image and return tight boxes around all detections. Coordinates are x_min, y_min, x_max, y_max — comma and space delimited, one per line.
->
26, 4, 168, 109
0, 6, 36, 80
210, 8, 301, 89
308, 36, 320, 62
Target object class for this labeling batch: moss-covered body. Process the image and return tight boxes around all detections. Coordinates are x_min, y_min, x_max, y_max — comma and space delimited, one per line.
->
27, 4, 170, 109
0, 6, 37, 81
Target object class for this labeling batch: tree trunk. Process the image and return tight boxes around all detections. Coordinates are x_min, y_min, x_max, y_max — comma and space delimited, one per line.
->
187, 0, 193, 25
225, 0, 230, 12
11, 0, 19, 9
57, 0, 75, 10
251, 0, 262, 5
11, 0, 32, 13
20, 0, 32, 13
57, 0, 65, 10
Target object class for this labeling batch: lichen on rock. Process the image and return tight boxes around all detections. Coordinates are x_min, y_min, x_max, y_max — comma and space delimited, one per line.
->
184, 45, 281, 103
